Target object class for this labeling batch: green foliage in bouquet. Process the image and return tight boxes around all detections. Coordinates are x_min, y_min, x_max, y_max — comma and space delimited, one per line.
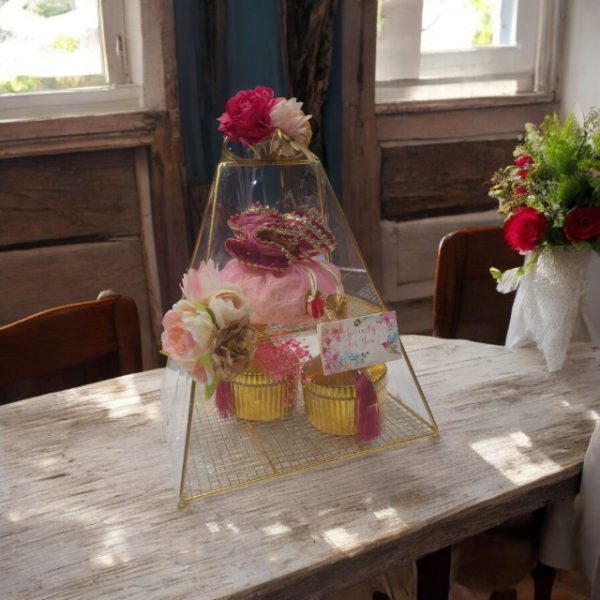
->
490, 110, 600, 292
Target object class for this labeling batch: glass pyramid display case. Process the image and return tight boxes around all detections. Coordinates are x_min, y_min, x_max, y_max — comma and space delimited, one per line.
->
160, 88, 437, 506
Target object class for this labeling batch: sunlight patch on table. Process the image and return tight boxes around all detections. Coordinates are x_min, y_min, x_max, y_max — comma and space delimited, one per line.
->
226, 523, 240, 534
205, 521, 220, 533
323, 527, 361, 552
471, 432, 562, 485
90, 528, 130, 569
262, 522, 292, 536
373, 506, 405, 527
107, 399, 160, 421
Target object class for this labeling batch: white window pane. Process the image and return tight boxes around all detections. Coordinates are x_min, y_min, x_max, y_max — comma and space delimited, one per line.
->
376, 0, 423, 82
421, 0, 506, 52
0, 0, 106, 94
376, 0, 543, 102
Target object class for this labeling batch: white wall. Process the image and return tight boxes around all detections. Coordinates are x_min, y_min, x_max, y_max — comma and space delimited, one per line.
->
559, 0, 600, 116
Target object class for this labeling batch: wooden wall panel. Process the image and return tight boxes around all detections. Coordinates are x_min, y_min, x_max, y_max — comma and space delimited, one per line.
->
381, 138, 517, 221
0, 150, 139, 248
376, 101, 556, 143
0, 241, 155, 367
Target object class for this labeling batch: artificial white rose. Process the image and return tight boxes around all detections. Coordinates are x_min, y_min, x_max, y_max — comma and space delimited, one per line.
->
181, 305, 217, 353
206, 288, 251, 328
270, 98, 312, 145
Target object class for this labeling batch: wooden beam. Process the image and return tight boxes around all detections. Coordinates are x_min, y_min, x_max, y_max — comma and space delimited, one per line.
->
340, 0, 382, 286
146, 0, 191, 309
0, 112, 159, 159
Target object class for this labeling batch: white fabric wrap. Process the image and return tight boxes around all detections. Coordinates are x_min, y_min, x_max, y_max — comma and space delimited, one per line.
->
540, 423, 600, 599
506, 247, 599, 371
520, 251, 600, 596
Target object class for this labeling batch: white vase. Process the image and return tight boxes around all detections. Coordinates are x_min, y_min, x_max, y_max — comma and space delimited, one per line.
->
506, 246, 598, 371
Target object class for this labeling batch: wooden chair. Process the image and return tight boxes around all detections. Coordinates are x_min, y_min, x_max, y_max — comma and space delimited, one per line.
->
0, 293, 142, 404
433, 226, 521, 345
432, 227, 554, 600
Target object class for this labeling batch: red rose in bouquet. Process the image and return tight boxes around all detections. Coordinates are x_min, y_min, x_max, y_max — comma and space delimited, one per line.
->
563, 207, 600, 242
217, 86, 277, 146
503, 207, 548, 252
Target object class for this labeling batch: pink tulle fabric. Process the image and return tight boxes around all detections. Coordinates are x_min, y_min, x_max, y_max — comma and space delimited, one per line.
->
220, 258, 341, 324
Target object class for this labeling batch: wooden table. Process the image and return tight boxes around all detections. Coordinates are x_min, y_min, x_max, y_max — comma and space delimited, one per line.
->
1, 336, 599, 600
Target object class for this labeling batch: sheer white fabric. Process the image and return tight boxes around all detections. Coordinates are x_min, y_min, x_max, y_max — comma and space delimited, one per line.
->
540, 423, 600, 599
506, 247, 596, 371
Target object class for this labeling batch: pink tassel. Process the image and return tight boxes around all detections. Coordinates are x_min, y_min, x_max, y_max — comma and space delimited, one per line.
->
356, 370, 381, 441
215, 381, 235, 418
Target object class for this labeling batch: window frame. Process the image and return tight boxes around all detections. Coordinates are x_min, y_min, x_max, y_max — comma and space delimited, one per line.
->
375, 0, 564, 105
0, 0, 155, 122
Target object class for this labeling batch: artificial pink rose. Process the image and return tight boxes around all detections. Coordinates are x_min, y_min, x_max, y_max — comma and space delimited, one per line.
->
161, 306, 198, 362
503, 207, 548, 252
217, 86, 276, 146
563, 207, 600, 241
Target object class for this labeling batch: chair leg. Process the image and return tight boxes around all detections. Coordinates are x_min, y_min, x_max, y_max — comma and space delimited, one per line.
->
416, 546, 451, 600
531, 561, 555, 600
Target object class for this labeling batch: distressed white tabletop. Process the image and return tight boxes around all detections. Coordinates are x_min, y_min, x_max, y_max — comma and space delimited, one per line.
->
1, 336, 599, 600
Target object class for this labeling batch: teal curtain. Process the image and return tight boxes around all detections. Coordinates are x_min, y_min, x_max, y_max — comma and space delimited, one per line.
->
174, 0, 341, 234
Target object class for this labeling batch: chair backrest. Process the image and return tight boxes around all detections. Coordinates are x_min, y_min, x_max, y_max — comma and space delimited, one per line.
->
433, 226, 521, 344
0, 294, 142, 404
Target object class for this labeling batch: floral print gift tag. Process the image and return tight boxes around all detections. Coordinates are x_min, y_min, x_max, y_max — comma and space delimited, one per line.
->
317, 311, 403, 375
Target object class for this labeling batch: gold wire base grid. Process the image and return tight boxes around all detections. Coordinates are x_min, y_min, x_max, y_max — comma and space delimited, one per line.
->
182, 386, 435, 503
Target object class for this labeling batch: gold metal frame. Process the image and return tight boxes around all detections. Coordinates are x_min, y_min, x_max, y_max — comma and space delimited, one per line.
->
172, 135, 437, 507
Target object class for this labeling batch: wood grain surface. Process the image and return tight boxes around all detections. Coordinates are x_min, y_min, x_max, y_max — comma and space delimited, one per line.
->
1, 336, 598, 600
381, 140, 516, 221
0, 149, 139, 248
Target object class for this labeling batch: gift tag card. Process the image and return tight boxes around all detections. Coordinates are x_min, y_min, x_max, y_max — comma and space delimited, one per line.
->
317, 311, 403, 375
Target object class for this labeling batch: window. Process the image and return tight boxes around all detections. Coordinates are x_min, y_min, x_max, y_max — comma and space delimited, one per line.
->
376, 0, 562, 103
0, 0, 144, 120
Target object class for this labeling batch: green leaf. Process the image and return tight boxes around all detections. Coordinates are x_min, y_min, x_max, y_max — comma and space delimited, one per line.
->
204, 377, 219, 400
490, 267, 502, 281
199, 353, 213, 367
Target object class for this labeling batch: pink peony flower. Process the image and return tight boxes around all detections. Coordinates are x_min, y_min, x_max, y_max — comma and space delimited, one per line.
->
181, 260, 243, 303
161, 304, 200, 362
217, 86, 276, 146
269, 97, 312, 145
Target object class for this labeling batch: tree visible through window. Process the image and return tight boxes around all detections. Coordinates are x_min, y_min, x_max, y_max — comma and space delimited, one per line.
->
0, 0, 108, 94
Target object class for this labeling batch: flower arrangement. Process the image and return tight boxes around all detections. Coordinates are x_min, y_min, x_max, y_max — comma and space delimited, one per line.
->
161, 260, 256, 398
217, 85, 311, 148
490, 110, 600, 291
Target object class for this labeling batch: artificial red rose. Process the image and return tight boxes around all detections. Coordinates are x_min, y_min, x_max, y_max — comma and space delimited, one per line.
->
217, 86, 277, 146
515, 185, 528, 195
514, 154, 534, 167
503, 207, 548, 252
563, 207, 600, 241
